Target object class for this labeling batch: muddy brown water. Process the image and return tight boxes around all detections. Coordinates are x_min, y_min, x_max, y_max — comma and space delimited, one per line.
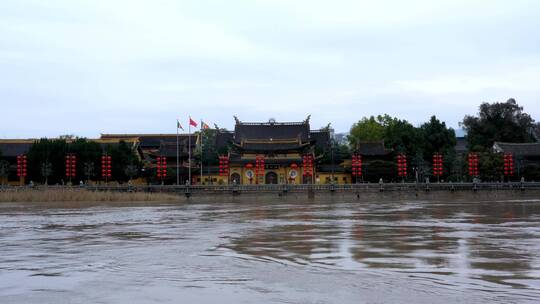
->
1, 195, 540, 303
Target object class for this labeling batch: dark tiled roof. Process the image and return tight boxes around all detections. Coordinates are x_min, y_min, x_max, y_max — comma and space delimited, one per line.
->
234, 122, 310, 142
155, 142, 191, 158
100, 134, 196, 148
493, 142, 540, 157
310, 130, 331, 150
216, 131, 234, 149
356, 141, 392, 156
455, 137, 468, 153
0, 142, 33, 157
229, 155, 303, 165
534, 125, 540, 142
236, 140, 309, 152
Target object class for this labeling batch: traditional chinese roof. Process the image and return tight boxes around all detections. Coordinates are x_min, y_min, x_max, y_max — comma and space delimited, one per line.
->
310, 130, 331, 151
100, 134, 196, 148
155, 142, 191, 158
493, 142, 540, 157
233, 139, 311, 152
234, 121, 310, 143
356, 141, 392, 156
0, 140, 34, 157
533, 125, 540, 142
230, 117, 330, 153
229, 154, 303, 165
455, 137, 468, 153
215, 131, 234, 150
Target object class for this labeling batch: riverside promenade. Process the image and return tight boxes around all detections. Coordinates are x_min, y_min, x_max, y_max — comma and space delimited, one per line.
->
3, 182, 540, 198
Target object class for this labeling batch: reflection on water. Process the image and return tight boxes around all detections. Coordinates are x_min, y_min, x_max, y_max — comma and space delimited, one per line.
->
1, 198, 540, 303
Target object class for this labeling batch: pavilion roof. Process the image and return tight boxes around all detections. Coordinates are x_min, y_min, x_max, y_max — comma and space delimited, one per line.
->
0, 140, 34, 157
356, 141, 392, 156
493, 142, 540, 157
234, 121, 310, 143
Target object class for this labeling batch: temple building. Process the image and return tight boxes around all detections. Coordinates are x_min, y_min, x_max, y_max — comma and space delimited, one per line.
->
0, 116, 354, 185
205, 116, 338, 185
493, 142, 540, 179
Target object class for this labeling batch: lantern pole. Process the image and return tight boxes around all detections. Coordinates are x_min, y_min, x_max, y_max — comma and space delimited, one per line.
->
176, 121, 179, 185
188, 120, 191, 185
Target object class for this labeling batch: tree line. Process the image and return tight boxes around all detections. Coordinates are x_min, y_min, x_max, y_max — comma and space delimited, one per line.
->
22, 138, 140, 185
343, 98, 539, 182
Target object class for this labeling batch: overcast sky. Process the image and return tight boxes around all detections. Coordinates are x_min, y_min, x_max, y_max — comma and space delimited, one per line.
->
1, 0, 539, 138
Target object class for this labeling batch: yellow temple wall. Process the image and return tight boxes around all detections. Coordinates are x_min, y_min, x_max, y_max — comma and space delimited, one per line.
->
315, 173, 351, 184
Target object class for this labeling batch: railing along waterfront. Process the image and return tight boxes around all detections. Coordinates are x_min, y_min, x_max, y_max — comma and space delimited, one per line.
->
2, 182, 540, 194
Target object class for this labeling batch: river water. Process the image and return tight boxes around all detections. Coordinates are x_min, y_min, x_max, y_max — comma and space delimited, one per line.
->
1, 196, 540, 303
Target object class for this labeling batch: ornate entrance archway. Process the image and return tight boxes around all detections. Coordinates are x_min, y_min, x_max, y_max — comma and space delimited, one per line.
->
230, 173, 241, 184
265, 171, 278, 184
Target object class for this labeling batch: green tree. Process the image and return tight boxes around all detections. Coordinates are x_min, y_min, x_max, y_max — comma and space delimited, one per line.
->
378, 114, 422, 156
107, 140, 141, 183
26, 138, 105, 184
461, 98, 535, 150
420, 116, 456, 160
83, 161, 95, 183
478, 152, 503, 182
418, 116, 457, 180
27, 138, 68, 184
69, 138, 103, 183
348, 116, 384, 148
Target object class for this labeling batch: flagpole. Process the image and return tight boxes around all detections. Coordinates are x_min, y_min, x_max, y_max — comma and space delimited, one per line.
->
188, 119, 191, 185
200, 120, 203, 185
176, 120, 179, 185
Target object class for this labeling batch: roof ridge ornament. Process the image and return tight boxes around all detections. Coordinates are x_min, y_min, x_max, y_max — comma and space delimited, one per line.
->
303, 114, 311, 124
234, 116, 241, 125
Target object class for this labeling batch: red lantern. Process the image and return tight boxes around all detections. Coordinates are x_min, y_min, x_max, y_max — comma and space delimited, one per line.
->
17, 155, 27, 178
302, 154, 314, 176
468, 153, 479, 176
101, 155, 112, 180
397, 153, 407, 177
156, 156, 167, 179
433, 153, 443, 177
290, 163, 298, 169
352, 153, 362, 177
65, 154, 77, 178
255, 155, 265, 176
503, 153, 514, 176
219, 156, 230, 176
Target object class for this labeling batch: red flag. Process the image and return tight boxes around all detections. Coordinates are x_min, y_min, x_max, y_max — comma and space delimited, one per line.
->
189, 117, 198, 127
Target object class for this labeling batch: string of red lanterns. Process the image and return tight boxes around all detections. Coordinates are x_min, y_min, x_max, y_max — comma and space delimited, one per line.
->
352, 153, 362, 177
218, 155, 229, 176
101, 154, 112, 181
157, 156, 167, 179
503, 153, 514, 177
255, 155, 265, 179
65, 154, 77, 179
397, 153, 407, 177
433, 153, 443, 177
16, 154, 27, 179
302, 154, 314, 177
468, 153, 479, 177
